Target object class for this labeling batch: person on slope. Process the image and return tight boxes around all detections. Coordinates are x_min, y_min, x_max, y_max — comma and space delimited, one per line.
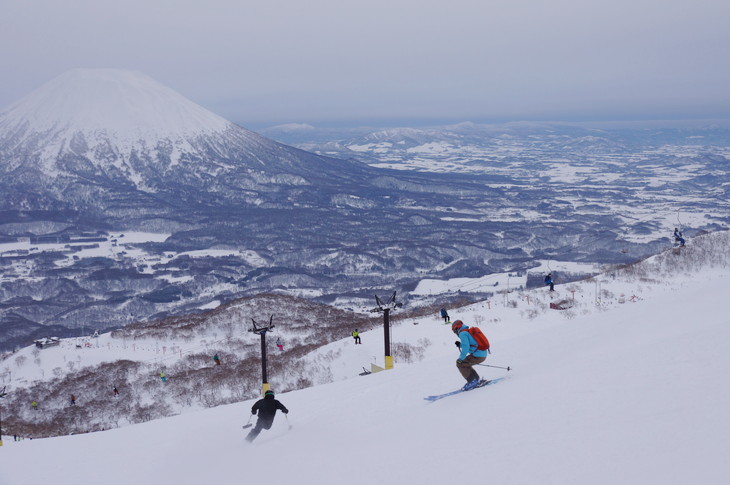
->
246, 390, 289, 443
673, 228, 686, 247
440, 308, 450, 323
352, 329, 362, 344
452, 320, 488, 390
545, 272, 555, 291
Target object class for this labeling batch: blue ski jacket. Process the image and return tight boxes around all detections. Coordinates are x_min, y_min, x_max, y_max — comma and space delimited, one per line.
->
457, 325, 488, 361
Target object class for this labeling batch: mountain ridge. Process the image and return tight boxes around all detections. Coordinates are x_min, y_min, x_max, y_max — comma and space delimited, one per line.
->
0, 69, 373, 204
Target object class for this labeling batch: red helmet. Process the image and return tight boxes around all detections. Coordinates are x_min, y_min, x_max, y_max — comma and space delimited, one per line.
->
451, 320, 464, 333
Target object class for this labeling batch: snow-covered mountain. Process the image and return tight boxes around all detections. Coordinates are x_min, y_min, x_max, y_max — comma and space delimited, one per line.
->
1, 68, 232, 146
2, 231, 728, 485
0, 68, 365, 212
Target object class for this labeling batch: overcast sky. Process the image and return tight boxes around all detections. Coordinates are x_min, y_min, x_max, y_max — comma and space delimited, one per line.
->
1, 0, 729, 128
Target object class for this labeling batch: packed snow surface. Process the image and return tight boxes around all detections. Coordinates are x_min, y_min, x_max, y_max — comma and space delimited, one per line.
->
2, 257, 729, 484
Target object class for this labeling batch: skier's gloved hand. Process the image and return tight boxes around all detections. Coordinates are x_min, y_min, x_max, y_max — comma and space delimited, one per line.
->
251, 411, 257, 415
454, 341, 461, 349
456, 359, 464, 364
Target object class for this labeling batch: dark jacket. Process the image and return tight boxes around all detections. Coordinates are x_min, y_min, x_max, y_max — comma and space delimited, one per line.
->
251, 394, 288, 424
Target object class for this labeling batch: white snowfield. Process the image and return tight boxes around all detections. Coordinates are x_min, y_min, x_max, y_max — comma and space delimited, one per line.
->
2, 241, 730, 484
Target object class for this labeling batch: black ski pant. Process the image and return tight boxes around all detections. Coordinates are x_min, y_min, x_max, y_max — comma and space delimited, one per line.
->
246, 417, 274, 442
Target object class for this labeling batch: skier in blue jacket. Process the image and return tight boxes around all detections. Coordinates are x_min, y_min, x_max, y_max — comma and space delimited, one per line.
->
544, 272, 554, 291
440, 308, 450, 323
452, 320, 488, 390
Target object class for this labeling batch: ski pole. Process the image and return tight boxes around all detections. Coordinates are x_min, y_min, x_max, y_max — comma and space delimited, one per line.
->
477, 363, 512, 371
242, 414, 253, 429
285, 413, 292, 430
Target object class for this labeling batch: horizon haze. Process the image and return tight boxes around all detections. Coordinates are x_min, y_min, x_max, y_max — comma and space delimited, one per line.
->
1, 0, 729, 127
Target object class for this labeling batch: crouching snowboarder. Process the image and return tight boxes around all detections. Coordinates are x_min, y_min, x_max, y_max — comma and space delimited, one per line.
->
440, 308, 450, 323
452, 320, 490, 390
246, 389, 289, 443
544, 272, 554, 291
673, 228, 686, 247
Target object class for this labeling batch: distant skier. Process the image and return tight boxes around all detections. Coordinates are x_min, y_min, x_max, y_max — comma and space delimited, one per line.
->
545, 272, 555, 291
160, 372, 167, 383
70, 394, 76, 406
31, 401, 38, 411
113, 386, 119, 396
452, 320, 490, 390
352, 329, 361, 344
245, 390, 289, 443
213, 353, 221, 365
440, 308, 450, 323
276, 337, 284, 351
673, 228, 686, 247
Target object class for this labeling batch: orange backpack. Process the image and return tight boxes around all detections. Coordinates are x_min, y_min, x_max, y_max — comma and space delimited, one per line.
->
465, 327, 490, 352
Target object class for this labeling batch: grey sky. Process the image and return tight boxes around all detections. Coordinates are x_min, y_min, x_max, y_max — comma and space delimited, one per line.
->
1, 0, 729, 127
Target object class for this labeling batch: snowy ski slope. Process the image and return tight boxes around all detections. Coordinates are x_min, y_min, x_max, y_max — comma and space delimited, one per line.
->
1, 239, 729, 485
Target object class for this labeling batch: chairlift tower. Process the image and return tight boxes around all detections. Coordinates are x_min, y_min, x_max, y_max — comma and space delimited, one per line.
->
249, 316, 275, 396
371, 291, 402, 370
0, 386, 7, 447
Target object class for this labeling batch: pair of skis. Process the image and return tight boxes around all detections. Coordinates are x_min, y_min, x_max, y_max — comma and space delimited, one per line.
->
424, 377, 505, 401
